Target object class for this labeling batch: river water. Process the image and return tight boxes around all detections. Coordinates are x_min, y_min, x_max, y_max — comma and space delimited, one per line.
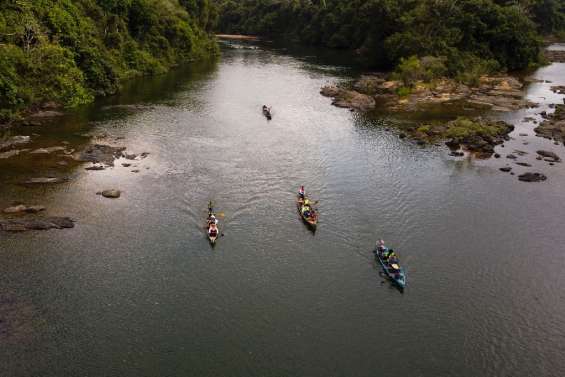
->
1, 42, 565, 377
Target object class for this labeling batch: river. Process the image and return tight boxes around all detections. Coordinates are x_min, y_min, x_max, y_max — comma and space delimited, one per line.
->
1, 41, 564, 377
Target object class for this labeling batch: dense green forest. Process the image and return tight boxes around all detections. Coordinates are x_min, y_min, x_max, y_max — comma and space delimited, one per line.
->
214, 0, 565, 77
0, 0, 218, 121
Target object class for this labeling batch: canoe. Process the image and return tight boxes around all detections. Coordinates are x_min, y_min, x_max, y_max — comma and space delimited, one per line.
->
206, 201, 220, 245
297, 195, 318, 228
374, 245, 406, 290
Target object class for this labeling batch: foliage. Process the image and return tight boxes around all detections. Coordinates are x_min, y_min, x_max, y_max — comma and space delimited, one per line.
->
212, 0, 561, 77
445, 117, 509, 140
0, 0, 218, 121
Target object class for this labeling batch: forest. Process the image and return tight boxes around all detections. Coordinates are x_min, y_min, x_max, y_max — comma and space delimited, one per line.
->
214, 0, 565, 76
0, 0, 218, 121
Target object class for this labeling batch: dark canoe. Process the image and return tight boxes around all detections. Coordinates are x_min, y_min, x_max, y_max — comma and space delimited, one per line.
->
297, 196, 318, 228
374, 247, 406, 290
207, 202, 219, 245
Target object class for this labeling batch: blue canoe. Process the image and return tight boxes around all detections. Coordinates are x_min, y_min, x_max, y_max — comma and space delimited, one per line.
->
374, 246, 406, 290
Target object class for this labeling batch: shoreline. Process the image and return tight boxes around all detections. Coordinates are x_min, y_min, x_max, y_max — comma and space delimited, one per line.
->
216, 34, 261, 41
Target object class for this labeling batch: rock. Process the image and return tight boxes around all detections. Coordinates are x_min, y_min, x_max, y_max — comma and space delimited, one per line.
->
122, 163, 131, 167
544, 50, 565, 63
399, 133, 407, 139
131, 169, 140, 173
321, 85, 376, 111
0, 136, 31, 152
515, 162, 532, 167
3, 205, 46, 214
97, 189, 121, 198
0, 217, 74, 232
506, 154, 517, 159
519, 133, 529, 136
536, 150, 560, 161
500, 167, 512, 172
124, 153, 138, 160
85, 165, 106, 171
29, 146, 66, 155
450, 151, 464, 157
494, 153, 501, 158
551, 85, 565, 94
23, 177, 67, 184
75, 144, 126, 166
21, 120, 42, 127
27, 110, 64, 118
140, 152, 150, 158
0, 149, 24, 159
518, 172, 547, 182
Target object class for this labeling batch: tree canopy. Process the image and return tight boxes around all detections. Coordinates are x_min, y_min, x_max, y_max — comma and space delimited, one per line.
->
213, 0, 564, 73
0, 0, 218, 121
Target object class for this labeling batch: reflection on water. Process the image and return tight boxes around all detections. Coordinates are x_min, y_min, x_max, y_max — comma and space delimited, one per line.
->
1, 43, 565, 377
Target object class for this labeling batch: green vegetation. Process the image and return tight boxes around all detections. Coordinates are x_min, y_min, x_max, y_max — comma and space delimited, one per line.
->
445, 117, 511, 140
213, 0, 564, 78
0, 0, 218, 122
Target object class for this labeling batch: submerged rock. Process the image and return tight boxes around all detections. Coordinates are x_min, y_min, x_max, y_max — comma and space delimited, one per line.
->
23, 177, 67, 184
518, 172, 547, 182
85, 165, 106, 171
75, 144, 126, 166
3, 205, 46, 214
0, 217, 74, 232
500, 167, 512, 172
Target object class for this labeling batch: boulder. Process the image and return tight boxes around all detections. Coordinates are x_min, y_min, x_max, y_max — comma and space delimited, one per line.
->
97, 189, 121, 198
536, 150, 560, 162
518, 172, 547, 182
500, 167, 512, 172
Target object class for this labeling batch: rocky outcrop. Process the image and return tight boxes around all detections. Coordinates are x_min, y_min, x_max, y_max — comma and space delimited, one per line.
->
0, 136, 31, 152
320, 86, 376, 111
404, 117, 513, 157
0, 217, 74, 232
321, 75, 535, 113
535, 104, 565, 142
75, 144, 126, 166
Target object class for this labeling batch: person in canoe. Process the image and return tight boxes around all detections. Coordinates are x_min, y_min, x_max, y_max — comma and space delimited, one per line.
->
208, 222, 218, 238
298, 185, 305, 200
262, 105, 272, 119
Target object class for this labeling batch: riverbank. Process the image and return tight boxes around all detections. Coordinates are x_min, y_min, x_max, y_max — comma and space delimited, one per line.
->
216, 34, 261, 41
